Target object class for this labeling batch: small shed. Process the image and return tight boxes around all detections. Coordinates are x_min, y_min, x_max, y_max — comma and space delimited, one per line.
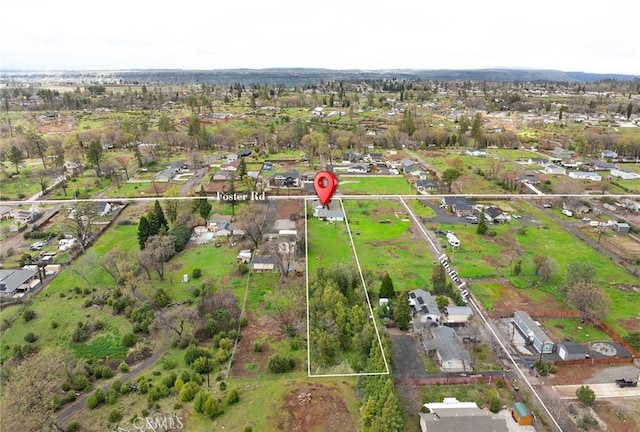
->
557, 341, 587, 361
512, 402, 533, 426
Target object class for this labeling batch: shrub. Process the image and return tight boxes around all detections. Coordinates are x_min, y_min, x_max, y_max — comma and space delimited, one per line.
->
66, 421, 81, 432
108, 409, 123, 423
51, 320, 59, 329
24, 332, 38, 343
161, 371, 178, 388
178, 382, 200, 402
226, 388, 240, 405
253, 341, 263, 353
105, 389, 118, 405
112, 379, 123, 392
118, 362, 129, 373
121, 332, 137, 348
162, 358, 178, 370
219, 381, 227, 391
23, 309, 36, 322
72, 375, 91, 392
489, 396, 500, 413
154, 288, 171, 307
184, 345, 208, 366
267, 354, 295, 373
192, 268, 202, 279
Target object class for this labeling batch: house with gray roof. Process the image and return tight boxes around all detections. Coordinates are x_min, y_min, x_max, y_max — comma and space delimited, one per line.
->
409, 289, 440, 323
0, 268, 40, 298
513, 310, 554, 353
314, 207, 344, 221
419, 397, 508, 432
423, 325, 471, 372
444, 306, 473, 324
155, 161, 184, 182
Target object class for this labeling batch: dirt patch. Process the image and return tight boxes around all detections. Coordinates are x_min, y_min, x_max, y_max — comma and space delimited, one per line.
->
619, 317, 640, 333
276, 199, 304, 220
38, 115, 77, 134
231, 313, 283, 377
279, 382, 357, 432
593, 399, 640, 432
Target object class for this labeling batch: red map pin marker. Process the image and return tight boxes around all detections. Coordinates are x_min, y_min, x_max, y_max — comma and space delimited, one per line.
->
313, 171, 338, 206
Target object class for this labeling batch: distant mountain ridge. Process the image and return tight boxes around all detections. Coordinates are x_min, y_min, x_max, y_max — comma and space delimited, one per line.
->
1, 68, 638, 85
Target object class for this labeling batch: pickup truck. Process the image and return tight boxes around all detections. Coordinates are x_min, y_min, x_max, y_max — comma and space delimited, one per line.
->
615, 379, 638, 388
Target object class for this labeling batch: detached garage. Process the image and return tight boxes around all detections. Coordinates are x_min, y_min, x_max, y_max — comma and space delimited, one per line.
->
557, 341, 588, 360
512, 402, 533, 426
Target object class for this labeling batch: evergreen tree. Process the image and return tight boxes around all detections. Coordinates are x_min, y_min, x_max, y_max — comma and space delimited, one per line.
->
576, 385, 596, 406
431, 264, 447, 295
238, 158, 247, 180
137, 215, 151, 249
379, 273, 394, 298
8, 145, 25, 174
227, 176, 238, 217
150, 200, 169, 233
393, 291, 411, 331
477, 211, 488, 235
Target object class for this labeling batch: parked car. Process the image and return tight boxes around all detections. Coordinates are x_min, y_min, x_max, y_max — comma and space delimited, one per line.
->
29, 241, 45, 251
512, 214, 521, 219
615, 379, 638, 388
582, 217, 591, 222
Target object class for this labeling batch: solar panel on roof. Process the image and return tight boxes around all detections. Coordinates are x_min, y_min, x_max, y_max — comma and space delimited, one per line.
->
417, 297, 424, 304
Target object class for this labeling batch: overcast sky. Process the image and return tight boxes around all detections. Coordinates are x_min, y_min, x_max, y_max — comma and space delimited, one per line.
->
2, 0, 639, 75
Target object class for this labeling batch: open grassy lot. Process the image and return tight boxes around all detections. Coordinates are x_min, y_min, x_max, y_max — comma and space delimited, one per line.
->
542, 318, 611, 343
306, 204, 355, 276
338, 176, 415, 195
343, 199, 434, 292
435, 200, 639, 336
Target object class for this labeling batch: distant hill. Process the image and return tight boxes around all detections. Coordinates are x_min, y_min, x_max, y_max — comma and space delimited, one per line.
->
1, 68, 638, 85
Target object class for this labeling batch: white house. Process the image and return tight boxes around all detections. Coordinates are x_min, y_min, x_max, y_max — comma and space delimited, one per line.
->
543, 164, 567, 175
610, 169, 640, 180
568, 171, 602, 181
347, 164, 368, 174
513, 311, 554, 353
251, 256, 275, 272
444, 306, 473, 324
420, 398, 508, 432
314, 208, 344, 222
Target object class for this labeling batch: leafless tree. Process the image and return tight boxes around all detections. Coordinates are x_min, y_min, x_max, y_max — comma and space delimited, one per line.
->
567, 282, 608, 324
138, 235, 176, 280
66, 201, 100, 253
235, 202, 274, 249
0, 348, 68, 432
264, 235, 299, 280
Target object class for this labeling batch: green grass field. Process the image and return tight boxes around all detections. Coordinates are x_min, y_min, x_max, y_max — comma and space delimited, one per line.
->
337, 176, 415, 195
542, 318, 611, 343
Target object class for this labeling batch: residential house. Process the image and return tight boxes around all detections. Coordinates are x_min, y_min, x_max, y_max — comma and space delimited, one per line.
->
400, 159, 414, 172
269, 170, 300, 188
251, 256, 275, 272
443, 306, 473, 324
543, 163, 567, 175
513, 310, 554, 353
220, 161, 240, 172
415, 179, 439, 193
211, 170, 233, 181
483, 206, 508, 224
315, 208, 345, 222
408, 168, 427, 179
155, 161, 183, 182
11, 209, 40, 223
97, 202, 113, 216
236, 149, 252, 158
587, 160, 617, 171
419, 398, 508, 432
0, 205, 16, 220
367, 152, 383, 162
423, 326, 472, 372
557, 341, 588, 361
0, 268, 40, 298
347, 164, 368, 174
516, 173, 541, 185
409, 289, 440, 324
236, 250, 252, 264
225, 153, 239, 162
613, 222, 630, 233
465, 149, 488, 157
441, 196, 476, 217
610, 169, 640, 180
512, 402, 534, 426
601, 150, 618, 159
550, 147, 574, 160
568, 171, 602, 181
527, 157, 548, 166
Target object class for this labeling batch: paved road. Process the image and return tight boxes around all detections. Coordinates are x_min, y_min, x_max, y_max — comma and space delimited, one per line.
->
553, 383, 640, 399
